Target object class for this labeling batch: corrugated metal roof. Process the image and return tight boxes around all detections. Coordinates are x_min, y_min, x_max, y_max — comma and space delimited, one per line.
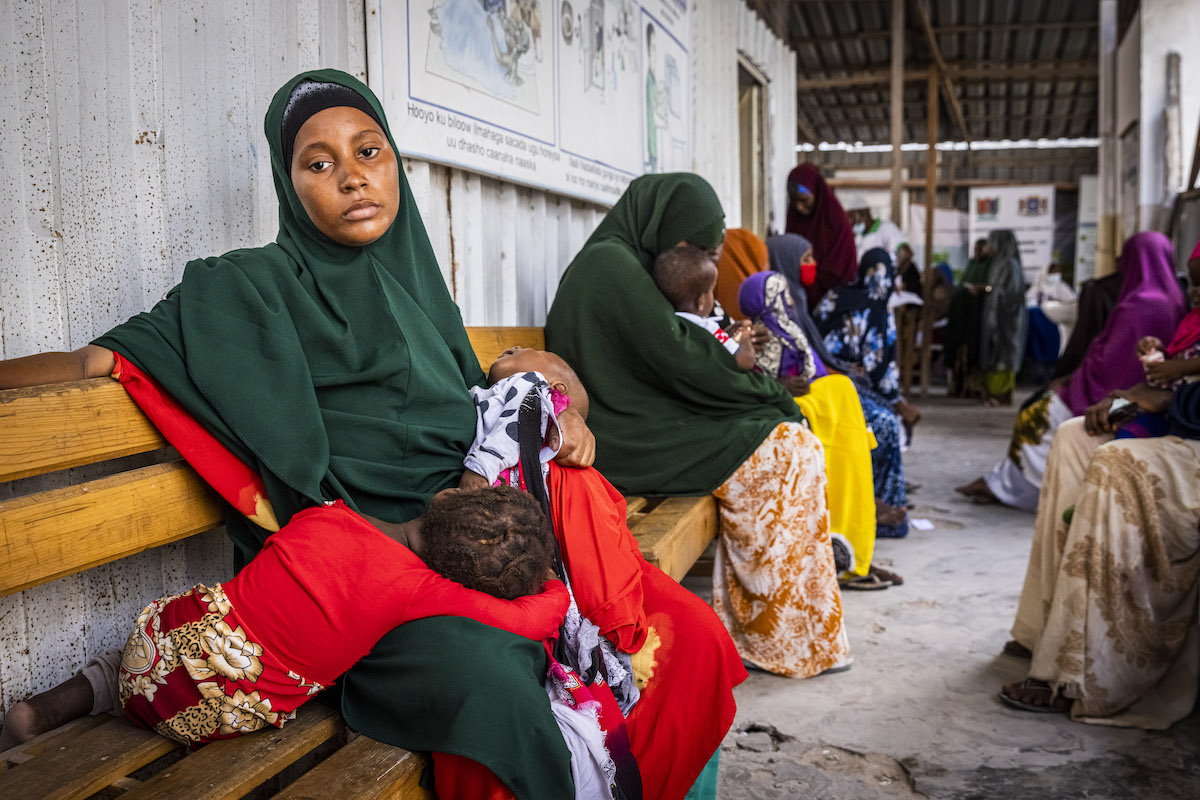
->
747, 0, 1103, 145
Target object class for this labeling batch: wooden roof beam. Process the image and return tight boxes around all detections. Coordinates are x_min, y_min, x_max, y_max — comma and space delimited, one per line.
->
790, 20, 1098, 48
797, 61, 1098, 90
911, 0, 970, 145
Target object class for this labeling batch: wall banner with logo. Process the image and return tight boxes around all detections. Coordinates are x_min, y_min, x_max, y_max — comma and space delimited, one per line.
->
967, 185, 1057, 283
366, 0, 691, 205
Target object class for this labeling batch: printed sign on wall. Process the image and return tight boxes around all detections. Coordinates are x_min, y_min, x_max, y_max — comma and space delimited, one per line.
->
367, 0, 690, 205
967, 185, 1057, 284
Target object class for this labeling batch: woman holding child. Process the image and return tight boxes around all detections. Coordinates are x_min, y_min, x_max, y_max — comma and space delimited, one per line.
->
0, 71, 740, 800
546, 175, 852, 677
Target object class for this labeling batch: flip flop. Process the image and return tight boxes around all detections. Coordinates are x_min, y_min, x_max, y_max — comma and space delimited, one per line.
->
839, 572, 892, 591
869, 565, 903, 586
998, 679, 1070, 713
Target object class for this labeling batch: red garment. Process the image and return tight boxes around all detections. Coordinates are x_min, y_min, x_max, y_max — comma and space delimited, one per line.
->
548, 462, 648, 653
1166, 308, 1200, 358
111, 353, 279, 531
550, 465, 746, 800
784, 164, 858, 310
225, 501, 568, 688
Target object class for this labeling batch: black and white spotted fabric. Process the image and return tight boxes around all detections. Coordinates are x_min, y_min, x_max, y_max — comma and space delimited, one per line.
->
463, 372, 560, 485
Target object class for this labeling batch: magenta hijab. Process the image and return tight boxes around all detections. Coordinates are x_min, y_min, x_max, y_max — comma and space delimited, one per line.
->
1058, 231, 1187, 414
784, 164, 858, 310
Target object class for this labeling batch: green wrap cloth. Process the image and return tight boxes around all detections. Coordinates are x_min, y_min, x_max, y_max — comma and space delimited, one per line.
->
545, 173, 804, 495
94, 69, 572, 799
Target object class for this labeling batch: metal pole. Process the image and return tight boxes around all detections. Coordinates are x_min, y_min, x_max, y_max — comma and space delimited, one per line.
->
890, 0, 905, 223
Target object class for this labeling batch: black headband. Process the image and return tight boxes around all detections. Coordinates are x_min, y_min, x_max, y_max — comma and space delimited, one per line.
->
281, 80, 385, 171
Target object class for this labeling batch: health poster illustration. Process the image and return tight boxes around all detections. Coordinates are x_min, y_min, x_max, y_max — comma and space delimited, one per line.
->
367, 0, 690, 204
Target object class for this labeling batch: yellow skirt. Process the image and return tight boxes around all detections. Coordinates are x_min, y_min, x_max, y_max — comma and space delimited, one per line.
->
796, 375, 877, 577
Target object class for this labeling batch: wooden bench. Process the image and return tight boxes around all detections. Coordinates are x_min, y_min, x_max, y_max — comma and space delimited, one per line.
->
0, 326, 718, 799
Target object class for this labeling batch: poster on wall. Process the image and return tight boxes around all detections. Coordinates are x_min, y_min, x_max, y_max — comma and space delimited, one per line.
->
366, 0, 690, 205
1074, 174, 1098, 287
967, 185, 1057, 284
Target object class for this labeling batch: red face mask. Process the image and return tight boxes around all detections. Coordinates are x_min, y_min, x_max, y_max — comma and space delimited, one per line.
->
800, 260, 818, 286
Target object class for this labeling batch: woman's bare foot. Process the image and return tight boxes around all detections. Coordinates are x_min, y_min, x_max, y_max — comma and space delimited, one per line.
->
0, 673, 94, 751
875, 501, 907, 528
955, 477, 998, 504
998, 678, 1071, 713
1002, 640, 1032, 659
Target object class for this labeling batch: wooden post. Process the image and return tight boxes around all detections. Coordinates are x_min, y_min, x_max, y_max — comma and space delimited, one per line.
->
918, 68, 939, 397
890, 0, 904, 224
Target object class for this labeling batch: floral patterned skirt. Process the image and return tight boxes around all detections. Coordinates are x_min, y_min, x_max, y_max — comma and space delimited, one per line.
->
119, 583, 324, 746
711, 422, 850, 677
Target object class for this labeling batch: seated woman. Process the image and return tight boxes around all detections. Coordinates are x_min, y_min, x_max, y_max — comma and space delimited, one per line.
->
957, 232, 1187, 511
998, 380, 1200, 729
738, 269, 905, 589
0, 71, 736, 800
765, 232, 909, 543
0, 486, 569, 749
546, 174, 852, 679
812, 248, 922, 450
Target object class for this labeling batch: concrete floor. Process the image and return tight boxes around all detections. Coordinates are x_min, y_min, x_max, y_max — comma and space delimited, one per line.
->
693, 393, 1200, 799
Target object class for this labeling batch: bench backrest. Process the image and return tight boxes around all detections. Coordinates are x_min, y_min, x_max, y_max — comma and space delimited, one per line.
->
0, 327, 544, 599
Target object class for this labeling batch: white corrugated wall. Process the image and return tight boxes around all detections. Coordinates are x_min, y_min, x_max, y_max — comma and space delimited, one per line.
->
0, 0, 794, 715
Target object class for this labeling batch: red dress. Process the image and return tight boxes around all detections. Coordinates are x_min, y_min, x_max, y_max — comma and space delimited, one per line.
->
119, 501, 568, 745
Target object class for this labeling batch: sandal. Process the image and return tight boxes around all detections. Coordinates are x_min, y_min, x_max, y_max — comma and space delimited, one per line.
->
869, 565, 903, 586
998, 678, 1071, 713
839, 572, 892, 591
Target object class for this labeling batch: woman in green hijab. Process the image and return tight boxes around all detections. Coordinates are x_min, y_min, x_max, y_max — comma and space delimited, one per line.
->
546, 173, 851, 678
0, 70, 595, 800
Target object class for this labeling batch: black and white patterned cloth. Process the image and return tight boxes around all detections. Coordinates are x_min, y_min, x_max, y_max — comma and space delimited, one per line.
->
463, 372, 560, 486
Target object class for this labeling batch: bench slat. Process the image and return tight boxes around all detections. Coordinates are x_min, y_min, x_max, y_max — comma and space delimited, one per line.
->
465, 326, 545, 371
0, 378, 165, 482
270, 736, 432, 800
121, 704, 343, 800
628, 496, 719, 582
0, 716, 179, 800
0, 462, 223, 598
624, 496, 647, 519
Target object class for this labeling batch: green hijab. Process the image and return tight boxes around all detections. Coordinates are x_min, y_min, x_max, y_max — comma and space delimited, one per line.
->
95, 70, 572, 799
95, 69, 482, 547
545, 173, 804, 494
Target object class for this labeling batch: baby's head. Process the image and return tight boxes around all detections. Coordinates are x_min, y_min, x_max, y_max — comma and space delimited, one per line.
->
652, 244, 718, 316
419, 486, 555, 600
487, 347, 589, 420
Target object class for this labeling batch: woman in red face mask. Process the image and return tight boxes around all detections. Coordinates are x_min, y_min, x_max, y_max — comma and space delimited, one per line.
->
784, 164, 859, 310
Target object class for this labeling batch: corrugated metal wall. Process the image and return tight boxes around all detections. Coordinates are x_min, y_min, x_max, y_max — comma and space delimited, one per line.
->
0, 0, 794, 715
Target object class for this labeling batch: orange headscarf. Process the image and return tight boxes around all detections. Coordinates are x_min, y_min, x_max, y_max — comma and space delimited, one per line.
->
714, 228, 769, 319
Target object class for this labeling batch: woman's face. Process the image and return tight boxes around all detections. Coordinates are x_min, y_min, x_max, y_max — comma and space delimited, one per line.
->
290, 106, 399, 247
789, 187, 815, 215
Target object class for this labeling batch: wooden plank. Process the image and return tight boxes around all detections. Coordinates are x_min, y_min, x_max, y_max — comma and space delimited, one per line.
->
0, 716, 110, 771
0, 462, 223, 598
121, 704, 343, 800
628, 496, 718, 582
624, 496, 647, 519
270, 736, 432, 800
0, 716, 178, 800
0, 378, 166, 482
465, 327, 546, 371
889, 0, 904, 224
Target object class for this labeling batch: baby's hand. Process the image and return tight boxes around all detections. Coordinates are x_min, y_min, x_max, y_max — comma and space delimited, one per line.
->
735, 342, 756, 371
724, 319, 751, 342
458, 469, 492, 492
1137, 336, 1164, 357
